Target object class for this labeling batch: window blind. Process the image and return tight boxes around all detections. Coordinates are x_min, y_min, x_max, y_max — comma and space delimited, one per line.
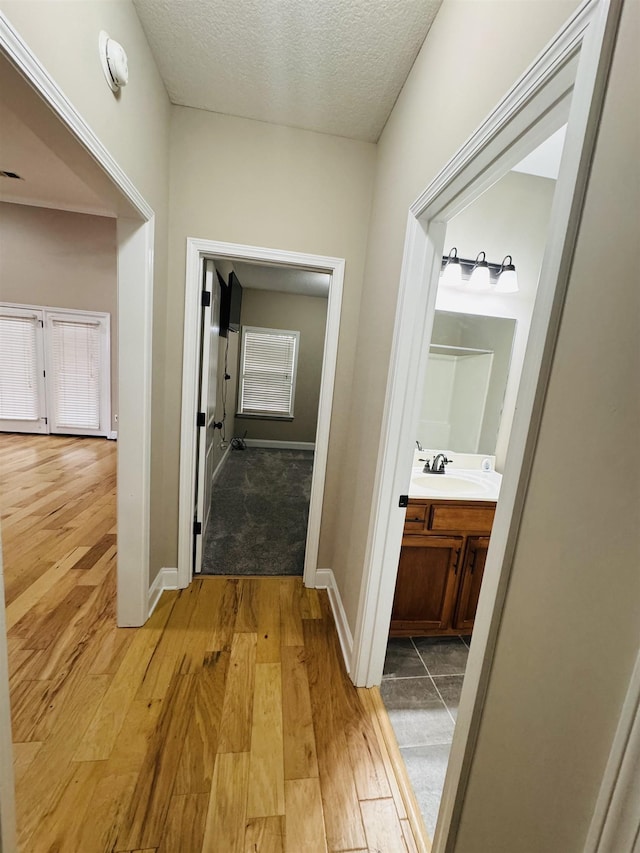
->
239, 327, 299, 417
48, 317, 102, 430
0, 312, 40, 420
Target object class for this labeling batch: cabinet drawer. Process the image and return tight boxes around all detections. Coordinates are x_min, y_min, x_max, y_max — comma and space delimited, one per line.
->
429, 504, 495, 533
404, 504, 427, 532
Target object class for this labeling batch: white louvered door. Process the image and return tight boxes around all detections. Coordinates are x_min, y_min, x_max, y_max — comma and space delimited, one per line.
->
0, 307, 48, 434
44, 312, 110, 436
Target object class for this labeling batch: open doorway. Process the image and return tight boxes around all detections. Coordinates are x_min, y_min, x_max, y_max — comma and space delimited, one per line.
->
378, 132, 564, 835
346, 1, 621, 848
178, 240, 345, 590
195, 258, 329, 577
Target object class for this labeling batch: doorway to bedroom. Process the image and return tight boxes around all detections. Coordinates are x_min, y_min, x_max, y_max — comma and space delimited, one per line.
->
200, 259, 328, 577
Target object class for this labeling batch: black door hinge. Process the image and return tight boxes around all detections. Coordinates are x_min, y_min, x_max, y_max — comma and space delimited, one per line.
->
398, 495, 409, 507
201, 290, 211, 307
197, 412, 206, 427
193, 520, 202, 535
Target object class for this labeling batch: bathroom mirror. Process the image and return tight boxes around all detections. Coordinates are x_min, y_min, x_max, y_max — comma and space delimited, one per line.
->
417, 311, 516, 455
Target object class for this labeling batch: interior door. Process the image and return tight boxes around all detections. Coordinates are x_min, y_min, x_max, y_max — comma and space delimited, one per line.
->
193, 258, 220, 573
0, 306, 48, 434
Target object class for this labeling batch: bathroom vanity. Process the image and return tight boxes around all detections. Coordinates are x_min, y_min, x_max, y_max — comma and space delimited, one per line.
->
389, 454, 501, 638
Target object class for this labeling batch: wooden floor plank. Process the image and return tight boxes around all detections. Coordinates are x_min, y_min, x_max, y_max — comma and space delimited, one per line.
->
246, 662, 285, 818
157, 792, 209, 853
217, 632, 257, 754
304, 619, 367, 852
256, 578, 281, 663
281, 644, 319, 781
360, 797, 409, 853
245, 816, 285, 853
1, 436, 424, 853
203, 751, 250, 853
174, 649, 230, 795
284, 778, 328, 853
116, 673, 197, 850
74, 592, 177, 761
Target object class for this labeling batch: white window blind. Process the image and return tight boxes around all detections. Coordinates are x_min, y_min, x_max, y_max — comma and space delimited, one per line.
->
239, 326, 299, 418
0, 312, 41, 421
48, 316, 102, 431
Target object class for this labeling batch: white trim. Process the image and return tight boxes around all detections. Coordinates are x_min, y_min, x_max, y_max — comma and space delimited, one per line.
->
314, 568, 353, 672
178, 239, 344, 592
107, 431, 118, 441
147, 567, 179, 617
211, 442, 232, 483
243, 439, 315, 451
346, 2, 622, 852
584, 648, 640, 853
0, 15, 157, 630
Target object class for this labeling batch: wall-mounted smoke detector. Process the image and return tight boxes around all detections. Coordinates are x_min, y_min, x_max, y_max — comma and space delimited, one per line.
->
0, 170, 24, 180
99, 31, 129, 92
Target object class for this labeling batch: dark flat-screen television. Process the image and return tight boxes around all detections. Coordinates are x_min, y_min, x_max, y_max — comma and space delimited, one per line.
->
219, 270, 243, 337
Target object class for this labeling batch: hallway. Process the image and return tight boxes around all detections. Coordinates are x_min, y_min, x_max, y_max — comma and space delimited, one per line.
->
0, 435, 427, 852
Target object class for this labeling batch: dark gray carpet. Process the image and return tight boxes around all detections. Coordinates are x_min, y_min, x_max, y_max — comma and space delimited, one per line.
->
201, 447, 314, 576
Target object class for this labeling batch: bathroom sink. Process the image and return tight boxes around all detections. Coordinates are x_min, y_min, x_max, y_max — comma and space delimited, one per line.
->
409, 468, 501, 500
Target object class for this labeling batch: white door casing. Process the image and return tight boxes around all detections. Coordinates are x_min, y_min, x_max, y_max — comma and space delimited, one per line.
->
178, 239, 345, 591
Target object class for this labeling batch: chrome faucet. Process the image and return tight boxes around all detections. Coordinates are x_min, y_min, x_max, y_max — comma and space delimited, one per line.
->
424, 453, 452, 474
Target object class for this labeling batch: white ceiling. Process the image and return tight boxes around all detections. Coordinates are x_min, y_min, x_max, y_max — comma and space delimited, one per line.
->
132, 0, 443, 142
228, 260, 330, 298
512, 125, 567, 181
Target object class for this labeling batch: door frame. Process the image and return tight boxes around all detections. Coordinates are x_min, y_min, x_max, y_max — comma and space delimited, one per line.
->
178, 238, 345, 589
0, 17, 155, 624
347, 0, 622, 848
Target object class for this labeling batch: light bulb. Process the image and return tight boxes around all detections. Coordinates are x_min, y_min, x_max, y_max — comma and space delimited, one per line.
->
440, 248, 462, 287
469, 252, 491, 290
495, 255, 519, 293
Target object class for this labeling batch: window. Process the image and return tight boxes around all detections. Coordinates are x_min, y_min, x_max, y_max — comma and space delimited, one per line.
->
238, 326, 300, 418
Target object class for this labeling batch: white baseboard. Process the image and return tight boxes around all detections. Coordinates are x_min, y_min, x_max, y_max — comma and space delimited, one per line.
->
107, 430, 118, 440
148, 567, 179, 617
212, 443, 231, 484
314, 568, 353, 673
243, 439, 315, 451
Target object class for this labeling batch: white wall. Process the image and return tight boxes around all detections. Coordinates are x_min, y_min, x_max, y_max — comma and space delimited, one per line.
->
0, 202, 118, 431
331, 0, 580, 630
437, 169, 557, 469
1, 0, 172, 580
167, 106, 376, 568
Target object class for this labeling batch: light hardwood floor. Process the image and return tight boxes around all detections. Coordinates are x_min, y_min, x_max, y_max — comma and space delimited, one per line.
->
0, 434, 429, 853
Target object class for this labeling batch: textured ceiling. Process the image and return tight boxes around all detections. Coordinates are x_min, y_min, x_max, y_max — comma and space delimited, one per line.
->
133, 0, 443, 141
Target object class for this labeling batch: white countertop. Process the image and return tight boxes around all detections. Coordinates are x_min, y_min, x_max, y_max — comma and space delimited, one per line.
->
409, 451, 502, 501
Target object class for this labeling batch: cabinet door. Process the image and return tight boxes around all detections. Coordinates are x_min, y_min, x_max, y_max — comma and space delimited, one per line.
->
453, 536, 489, 632
390, 535, 463, 635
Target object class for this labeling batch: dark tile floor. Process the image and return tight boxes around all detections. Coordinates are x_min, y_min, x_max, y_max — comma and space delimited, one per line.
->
380, 635, 469, 838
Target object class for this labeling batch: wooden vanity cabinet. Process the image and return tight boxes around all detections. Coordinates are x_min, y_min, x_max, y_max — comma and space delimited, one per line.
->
390, 500, 495, 638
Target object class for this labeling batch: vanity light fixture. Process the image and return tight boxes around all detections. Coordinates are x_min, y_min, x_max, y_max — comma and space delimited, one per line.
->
440, 247, 463, 287
495, 255, 519, 292
440, 247, 519, 294
469, 251, 491, 290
